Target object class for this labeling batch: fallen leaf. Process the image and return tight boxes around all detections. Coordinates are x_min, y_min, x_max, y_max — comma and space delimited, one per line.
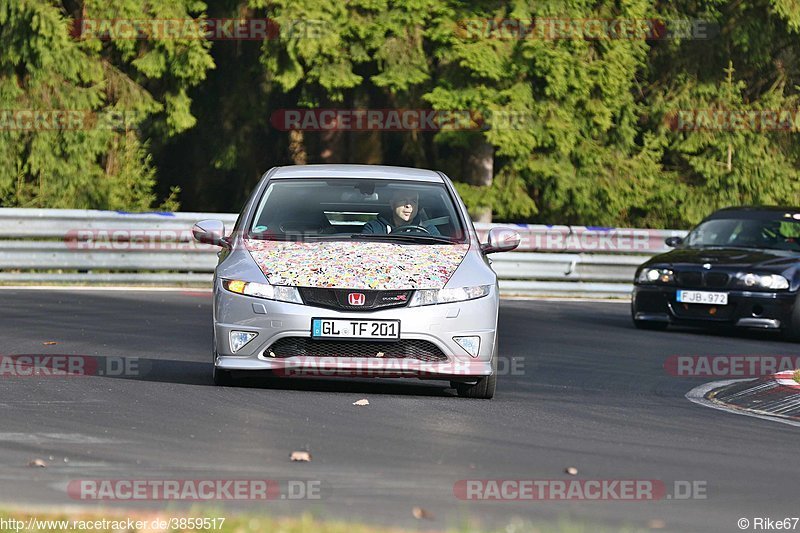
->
353, 399, 369, 406
565, 466, 578, 475
412, 507, 433, 520
42, 342, 57, 346
290, 451, 311, 462
28, 459, 47, 468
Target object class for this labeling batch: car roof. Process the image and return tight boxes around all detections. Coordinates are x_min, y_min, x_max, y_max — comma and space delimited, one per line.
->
705, 206, 800, 220
269, 164, 444, 182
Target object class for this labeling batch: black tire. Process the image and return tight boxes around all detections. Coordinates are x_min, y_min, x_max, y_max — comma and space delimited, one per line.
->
782, 297, 800, 341
455, 355, 497, 399
212, 339, 234, 386
633, 319, 669, 331
213, 364, 234, 386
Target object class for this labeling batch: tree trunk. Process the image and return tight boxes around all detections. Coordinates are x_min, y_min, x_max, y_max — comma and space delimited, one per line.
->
464, 137, 493, 222
319, 128, 344, 163
351, 129, 382, 164
289, 130, 307, 165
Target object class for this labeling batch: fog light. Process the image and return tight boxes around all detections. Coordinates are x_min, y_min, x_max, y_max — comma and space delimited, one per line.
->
454, 336, 481, 357
230, 331, 257, 353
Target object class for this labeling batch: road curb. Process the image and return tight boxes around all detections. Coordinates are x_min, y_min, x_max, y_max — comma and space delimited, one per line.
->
687, 371, 800, 427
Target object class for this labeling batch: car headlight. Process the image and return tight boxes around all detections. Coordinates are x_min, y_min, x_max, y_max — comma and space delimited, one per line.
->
637, 268, 674, 284
408, 285, 491, 307
735, 273, 790, 290
222, 279, 303, 304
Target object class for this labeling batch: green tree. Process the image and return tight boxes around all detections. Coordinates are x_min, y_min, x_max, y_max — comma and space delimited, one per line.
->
0, 0, 214, 210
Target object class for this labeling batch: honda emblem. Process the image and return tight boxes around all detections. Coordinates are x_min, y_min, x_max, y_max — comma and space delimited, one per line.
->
348, 293, 366, 306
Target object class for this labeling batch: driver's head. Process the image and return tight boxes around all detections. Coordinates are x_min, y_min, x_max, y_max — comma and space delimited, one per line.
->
390, 190, 419, 224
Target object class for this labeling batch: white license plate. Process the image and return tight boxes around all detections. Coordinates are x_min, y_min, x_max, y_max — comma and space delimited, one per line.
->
676, 290, 728, 305
311, 318, 400, 340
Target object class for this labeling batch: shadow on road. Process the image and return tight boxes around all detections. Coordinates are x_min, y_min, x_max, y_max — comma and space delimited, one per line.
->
77, 355, 457, 397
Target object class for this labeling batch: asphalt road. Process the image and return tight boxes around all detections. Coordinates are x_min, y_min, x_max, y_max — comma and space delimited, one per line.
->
0, 289, 797, 532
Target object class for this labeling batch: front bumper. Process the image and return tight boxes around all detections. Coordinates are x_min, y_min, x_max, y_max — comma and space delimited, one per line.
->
213, 284, 499, 380
632, 285, 797, 329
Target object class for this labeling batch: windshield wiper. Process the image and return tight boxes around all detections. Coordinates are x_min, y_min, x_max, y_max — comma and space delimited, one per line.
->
247, 233, 353, 242
688, 244, 750, 249
690, 244, 785, 252
352, 233, 457, 244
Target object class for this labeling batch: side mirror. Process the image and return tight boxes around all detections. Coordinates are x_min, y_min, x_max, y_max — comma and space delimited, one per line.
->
481, 227, 521, 254
664, 236, 683, 247
192, 219, 228, 247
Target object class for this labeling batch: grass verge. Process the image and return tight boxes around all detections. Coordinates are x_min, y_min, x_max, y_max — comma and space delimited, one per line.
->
0, 508, 654, 532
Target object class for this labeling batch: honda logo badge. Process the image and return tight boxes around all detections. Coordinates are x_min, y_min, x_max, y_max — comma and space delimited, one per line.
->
348, 293, 366, 306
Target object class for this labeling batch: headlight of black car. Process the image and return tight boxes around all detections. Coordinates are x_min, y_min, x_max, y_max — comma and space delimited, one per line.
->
637, 268, 674, 284
733, 273, 790, 290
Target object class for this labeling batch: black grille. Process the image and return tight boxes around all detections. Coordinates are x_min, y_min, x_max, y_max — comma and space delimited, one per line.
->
671, 301, 736, 320
675, 271, 703, 288
705, 272, 729, 288
674, 271, 730, 289
264, 338, 447, 362
298, 288, 412, 312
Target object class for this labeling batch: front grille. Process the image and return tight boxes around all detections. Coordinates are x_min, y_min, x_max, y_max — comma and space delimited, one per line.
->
298, 288, 412, 312
705, 272, 729, 288
675, 271, 703, 288
673, 270, 730, 289
264, 337, 447, 362
670, 301, 736, 320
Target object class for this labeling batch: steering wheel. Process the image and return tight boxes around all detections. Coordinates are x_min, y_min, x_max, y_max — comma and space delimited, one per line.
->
393, 224, 431, 234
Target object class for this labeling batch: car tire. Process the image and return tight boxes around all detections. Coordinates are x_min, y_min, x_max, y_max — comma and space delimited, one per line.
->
455, 355, 497, 399
782, 296, 800, 341
633, 319, 669, 331
213, 363, 234, 386
211, 341, 234, 386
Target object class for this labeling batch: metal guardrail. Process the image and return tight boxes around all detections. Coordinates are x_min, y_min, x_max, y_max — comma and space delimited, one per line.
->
0, 208, 688, 296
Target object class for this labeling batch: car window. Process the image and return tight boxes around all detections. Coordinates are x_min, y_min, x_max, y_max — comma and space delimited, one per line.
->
248, 179, 466, 243
685, 216, 800, 251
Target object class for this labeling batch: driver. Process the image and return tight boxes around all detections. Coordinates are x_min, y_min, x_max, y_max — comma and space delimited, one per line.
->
361, 190, 440, 235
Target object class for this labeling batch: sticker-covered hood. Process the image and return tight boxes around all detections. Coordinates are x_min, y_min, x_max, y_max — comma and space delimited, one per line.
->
244, 240, 469, 290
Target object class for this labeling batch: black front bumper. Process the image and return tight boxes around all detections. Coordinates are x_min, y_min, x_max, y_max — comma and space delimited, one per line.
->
632, 285, 797, 329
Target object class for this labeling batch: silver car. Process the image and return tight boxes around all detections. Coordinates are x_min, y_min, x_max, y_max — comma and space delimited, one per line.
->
193, 165, 520, 398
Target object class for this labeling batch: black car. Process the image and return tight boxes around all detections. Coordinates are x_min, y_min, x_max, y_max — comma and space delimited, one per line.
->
631, 207, 800, 339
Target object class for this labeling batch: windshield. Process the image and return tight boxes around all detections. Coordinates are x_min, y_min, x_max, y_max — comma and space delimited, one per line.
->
684, 216, 800, 251
248, 178, 467, 243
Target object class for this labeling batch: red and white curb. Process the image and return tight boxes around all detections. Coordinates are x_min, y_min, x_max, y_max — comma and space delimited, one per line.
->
686, 374, 800, 428
773, 370, 800, 389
